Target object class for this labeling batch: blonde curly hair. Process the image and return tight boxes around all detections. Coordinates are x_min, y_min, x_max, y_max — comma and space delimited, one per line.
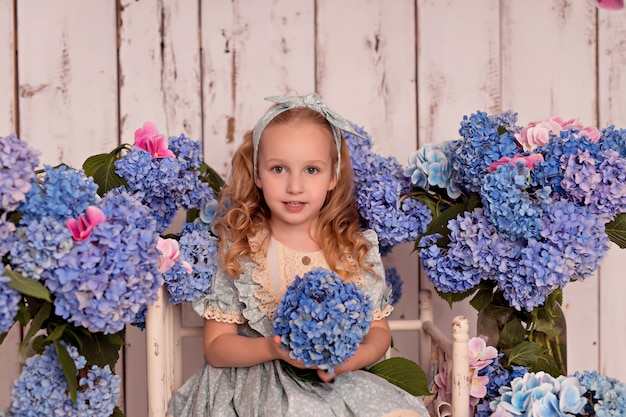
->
212, 107, 372, 281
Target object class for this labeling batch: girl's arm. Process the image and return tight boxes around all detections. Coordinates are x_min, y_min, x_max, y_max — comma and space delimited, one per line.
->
203, 319, 305, 368
316, 317, 391, 382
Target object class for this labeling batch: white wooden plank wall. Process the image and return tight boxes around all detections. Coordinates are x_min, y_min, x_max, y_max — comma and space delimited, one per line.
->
1, 1, 625, 415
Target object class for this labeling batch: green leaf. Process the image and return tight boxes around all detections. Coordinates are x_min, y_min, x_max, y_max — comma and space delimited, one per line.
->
55, 340, 78, 404
0, 332, 7, 345
78, 329, 125, 369
435, 286, 478, 307
4, 269, 51, 302
20, 301, 52, 356
470, 284, 496, 311
44, 323, 68, 342
507, 341, 544, 368
82, 146, 129, 195
367, 357, 431, 396
498, 317, 526, 347
606, 213, 626, 248
111, 406, 126, 417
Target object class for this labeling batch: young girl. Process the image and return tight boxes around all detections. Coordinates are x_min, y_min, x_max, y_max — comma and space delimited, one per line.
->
167, 93, 429, 417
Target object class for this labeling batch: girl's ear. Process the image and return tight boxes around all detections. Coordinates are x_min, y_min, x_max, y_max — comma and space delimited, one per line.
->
327, 172, 338, 191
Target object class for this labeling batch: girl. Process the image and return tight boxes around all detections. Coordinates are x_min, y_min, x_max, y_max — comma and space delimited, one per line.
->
167, 93, 428, 417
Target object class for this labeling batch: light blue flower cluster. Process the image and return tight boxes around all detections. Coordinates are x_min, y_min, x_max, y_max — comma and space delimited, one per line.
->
488, 371, 588, 416
575, 370, 626, 416
404, 141, 462, 199
45, 190, 162, 334
384, 267, 403, 307
344, 124, 431, 255
0, 266, 20, 334
0, 213, 15, 258
18, 165, 99, 225
6, 343, 119, 417
0, 133, 40, 212
164, 220, 217, 304
114, 133, 216, 232
273, 267, 373, 372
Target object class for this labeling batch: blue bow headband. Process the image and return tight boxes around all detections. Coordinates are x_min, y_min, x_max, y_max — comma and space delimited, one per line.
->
252, 93, 363, 181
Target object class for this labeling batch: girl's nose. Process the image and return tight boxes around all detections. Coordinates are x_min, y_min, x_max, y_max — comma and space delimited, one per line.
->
287, 173, 303, 194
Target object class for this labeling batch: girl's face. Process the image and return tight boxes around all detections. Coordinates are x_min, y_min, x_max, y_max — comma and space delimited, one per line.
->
255, 120, 338, 236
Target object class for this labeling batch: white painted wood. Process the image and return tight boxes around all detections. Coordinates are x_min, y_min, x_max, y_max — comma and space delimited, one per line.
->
0, 325, 21, 409
501, 0, 600, 374
0, 0, 15, 135
200, 0, 316, 177
598, 7, 626, 382
16, 0, 118, 167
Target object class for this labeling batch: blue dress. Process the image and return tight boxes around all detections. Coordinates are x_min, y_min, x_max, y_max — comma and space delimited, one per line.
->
166, 230, 428, 417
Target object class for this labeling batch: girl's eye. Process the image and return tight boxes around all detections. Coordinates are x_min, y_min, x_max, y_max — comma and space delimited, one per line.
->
306, 167, 319, 175
271, 166, 285, 174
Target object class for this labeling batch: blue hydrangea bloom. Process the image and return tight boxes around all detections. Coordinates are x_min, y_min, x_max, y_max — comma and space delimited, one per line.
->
0, 266, 21, 334
0, 133, 40, 212
384, 267, 403, 307
18, 165, 99, 225
7, 343, 119, 417
481, 162, 553, 241
598, 125, 626, 158
273, 267, 373, 372
451, 111, 521, 193
45, 190, 162, 334
9, 216, 73, 281
164, 220, 217, 304
115, 134, 216, 232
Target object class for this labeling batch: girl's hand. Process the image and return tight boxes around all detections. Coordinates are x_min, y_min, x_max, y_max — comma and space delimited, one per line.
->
271, 335, 316, 370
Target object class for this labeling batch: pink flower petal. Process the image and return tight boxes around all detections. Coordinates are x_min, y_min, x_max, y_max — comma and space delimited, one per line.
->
85, 206, 106, 226
597, 0, 624, 9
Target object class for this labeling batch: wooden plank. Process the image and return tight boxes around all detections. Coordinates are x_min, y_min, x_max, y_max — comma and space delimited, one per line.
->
416, 0, 501, 341
501, 0, 600, 374
317, 0, 417, 160
0, 0, 16, 135
16, 0, 118, 167
118, 1, 201, 415
316, 0, 420, 363
0, 0, 19, 406
200, 0, 315, 177
598, 8, 626, 381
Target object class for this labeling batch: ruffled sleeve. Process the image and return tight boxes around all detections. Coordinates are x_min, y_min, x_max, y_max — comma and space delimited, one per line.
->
359, 229, 394, 321
192, 266, 246, 324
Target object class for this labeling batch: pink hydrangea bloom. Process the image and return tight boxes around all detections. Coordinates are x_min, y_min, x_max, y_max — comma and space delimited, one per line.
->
468, 337, 498, 406
157, 237, 192, 273
596, 0, 624, 9
489, 153, 544, 172
515, 117, 600, 151
134, 122, 175, 158
66, 206, 106, 242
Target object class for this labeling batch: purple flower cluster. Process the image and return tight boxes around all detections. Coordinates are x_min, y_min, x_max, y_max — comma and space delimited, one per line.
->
344, 124, 431, 256
45, 190, 162, 334
0, 266, 20, 334
163, 220, 217, 304
474, 354, 529, 417
114, 133, 216, 232
0, 133, 41, 212
6, 343, 119, 417
273, 267, 373, 372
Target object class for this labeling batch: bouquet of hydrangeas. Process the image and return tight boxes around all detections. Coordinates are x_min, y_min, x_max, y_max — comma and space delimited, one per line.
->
273, 267, 373, 372
0, 124, 223, 416
403, 111, 626, 376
